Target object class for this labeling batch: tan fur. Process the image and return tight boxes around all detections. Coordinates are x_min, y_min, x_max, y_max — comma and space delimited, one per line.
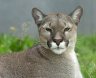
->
0, 6, 83, 78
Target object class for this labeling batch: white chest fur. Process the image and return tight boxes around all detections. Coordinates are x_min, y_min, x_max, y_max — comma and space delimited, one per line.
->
69, 51, 78, 63
68, 50, 83, 78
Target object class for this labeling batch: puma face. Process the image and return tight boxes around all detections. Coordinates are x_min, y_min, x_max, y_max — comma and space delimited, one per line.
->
32, 6, 83, 54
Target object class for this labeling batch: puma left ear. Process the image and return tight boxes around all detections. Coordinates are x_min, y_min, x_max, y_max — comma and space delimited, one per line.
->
69, 6, 83, 25
32, 8, 46, 26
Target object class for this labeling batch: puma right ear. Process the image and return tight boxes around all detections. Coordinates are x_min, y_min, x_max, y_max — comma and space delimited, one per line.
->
69, 6, 83, 25
32, 8, 46, 26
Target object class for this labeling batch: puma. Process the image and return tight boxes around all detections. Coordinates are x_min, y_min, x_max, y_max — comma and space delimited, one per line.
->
0, 6, 83, 78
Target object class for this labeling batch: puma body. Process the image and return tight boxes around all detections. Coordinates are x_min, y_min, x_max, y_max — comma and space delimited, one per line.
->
0, 45, 82, 78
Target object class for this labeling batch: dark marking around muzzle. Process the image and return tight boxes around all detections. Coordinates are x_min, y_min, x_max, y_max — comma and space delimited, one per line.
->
47, 40, 51, 48
65, 40, 69, 47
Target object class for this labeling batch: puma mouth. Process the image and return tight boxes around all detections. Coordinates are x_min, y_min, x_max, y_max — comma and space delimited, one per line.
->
49, 41, 67, 54
52, 47, 64, 49
51, 48, 66, 54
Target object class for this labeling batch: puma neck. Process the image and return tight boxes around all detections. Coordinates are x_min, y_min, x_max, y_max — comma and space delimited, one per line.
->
36, 44, 75, 61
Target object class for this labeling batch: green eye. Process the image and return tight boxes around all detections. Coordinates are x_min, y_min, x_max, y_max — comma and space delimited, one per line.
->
46, 28, 52, 32
64, 27, 71, 31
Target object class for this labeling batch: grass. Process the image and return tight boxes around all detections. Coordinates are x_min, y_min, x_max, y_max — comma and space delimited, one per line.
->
76, 35, 96, 78
0, 34, 96, 78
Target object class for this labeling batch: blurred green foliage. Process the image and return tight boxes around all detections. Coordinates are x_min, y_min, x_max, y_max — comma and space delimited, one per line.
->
0, 34, 96, 78
0, 34, 38, 54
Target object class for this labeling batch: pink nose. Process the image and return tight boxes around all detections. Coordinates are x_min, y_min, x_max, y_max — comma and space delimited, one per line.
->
53, 38, 63, 46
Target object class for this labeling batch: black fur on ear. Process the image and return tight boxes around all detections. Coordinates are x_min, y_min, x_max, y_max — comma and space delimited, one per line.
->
69, 6, 83, 25
32, 8, 46, 26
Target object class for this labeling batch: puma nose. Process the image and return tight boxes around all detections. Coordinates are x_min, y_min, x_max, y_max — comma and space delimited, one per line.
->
53, 39, 63, 46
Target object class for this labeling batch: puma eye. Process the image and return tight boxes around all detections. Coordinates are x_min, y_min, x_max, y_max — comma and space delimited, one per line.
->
46, 28, 52, 32
64, 27, 71, 31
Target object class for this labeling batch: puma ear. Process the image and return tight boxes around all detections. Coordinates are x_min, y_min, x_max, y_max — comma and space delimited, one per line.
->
32, 8, 46, 26
69, 6, 83, 25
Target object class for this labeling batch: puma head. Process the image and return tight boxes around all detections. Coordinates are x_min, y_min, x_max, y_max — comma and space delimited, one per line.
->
32, 6, 83, 54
